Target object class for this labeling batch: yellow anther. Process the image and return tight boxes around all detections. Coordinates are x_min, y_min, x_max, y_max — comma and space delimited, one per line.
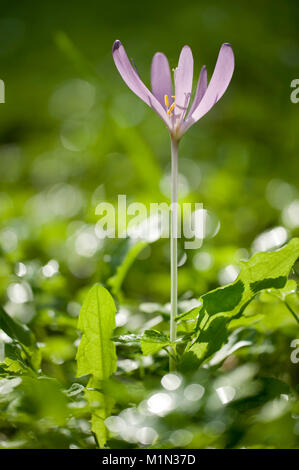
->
167, 102, 175, 115
164, 94, 169, 108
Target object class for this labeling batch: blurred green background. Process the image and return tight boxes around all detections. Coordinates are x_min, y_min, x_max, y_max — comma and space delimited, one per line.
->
0, 0, 299, 449
1, 0, 299, 300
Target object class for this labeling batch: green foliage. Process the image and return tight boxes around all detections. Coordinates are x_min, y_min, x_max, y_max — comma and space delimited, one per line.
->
76, 284, 117, 447
180, 238, 299, 365
1, 0, 299, 449
80, 239, 299, 448
0, 305, 34, 347
0, 305, 40, 373
201, 238, 299, 319
0, 237, 299, 448
141, 330, 171, 355
85, 376, 115, 448
76, 284, 117, 380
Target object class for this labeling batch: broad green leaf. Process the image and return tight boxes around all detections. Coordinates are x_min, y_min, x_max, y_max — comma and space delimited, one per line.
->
188, 316, 229, 364
208, 327, 256, 366
141, 330, 170, 355
85, 376, 114, 448
201, 238, 299, 320
76, 284, 117, 380
108, 240, 147, 301
0, 306, 40, 372
258, 279, 297, 303
262, 279, 299, 324
29, 348, 42, 371
184, 238, 299, 364
2, 342, 28, 373
176, 305, 205, 333
0, 305, 34, 347
176, 306, 202, 322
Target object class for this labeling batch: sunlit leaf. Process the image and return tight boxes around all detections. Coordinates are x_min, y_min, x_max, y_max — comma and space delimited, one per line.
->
141, 329, 170, 355
183, 238, 299, 364
0, 305, 34, 347
76, 284, 117, 380
208, 327, 256, 366
202, 238, 299, 318
85, 376, 114, 448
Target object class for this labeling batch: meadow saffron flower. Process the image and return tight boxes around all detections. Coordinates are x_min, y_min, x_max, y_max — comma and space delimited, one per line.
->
112, 40, 234, 141
112, 39, 234, 370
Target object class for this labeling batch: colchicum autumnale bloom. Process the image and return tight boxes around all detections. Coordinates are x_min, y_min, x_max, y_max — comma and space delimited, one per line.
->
112, 40, 234, 141
112, 39, 235, 370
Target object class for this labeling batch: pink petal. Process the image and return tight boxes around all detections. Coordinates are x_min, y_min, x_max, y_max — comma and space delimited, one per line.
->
174, 45, 194, 121
151, 52, 173, 108
183, 43, 234, 132
112, 40, 169, 126
187, 65, 207, 118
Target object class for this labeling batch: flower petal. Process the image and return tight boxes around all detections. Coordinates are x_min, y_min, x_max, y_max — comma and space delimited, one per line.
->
151, 52, 173, 108
112, 40, 169, 126
183, 43, 234, 132
187, 65, 207, 118
174, 45, 193, 121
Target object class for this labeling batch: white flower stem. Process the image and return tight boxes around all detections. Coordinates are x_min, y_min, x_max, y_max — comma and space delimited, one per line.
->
170, 136, 179, 371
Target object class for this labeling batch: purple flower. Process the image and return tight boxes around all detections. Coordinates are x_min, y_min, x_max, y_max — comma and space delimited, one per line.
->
112, 40, 234, 140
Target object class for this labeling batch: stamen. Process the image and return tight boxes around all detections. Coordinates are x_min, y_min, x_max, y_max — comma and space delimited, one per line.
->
167, 102, 175, 115
164, 94, 169, 108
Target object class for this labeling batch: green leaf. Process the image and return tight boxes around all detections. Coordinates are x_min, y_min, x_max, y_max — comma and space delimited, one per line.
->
201, 238, 299, 320
141, 330, 170, 355
202, 280, 244, 316
0, 305, 34, 347
176, 305, 202, 329
0, 306, 39, 372
208, 327, 256, 366
85, 376, 114, 448
76, 284, 118, 448
76, 284, 117, 380
188, 316, 229, 364
183, 238, 299, 364
1, 342, 28, 373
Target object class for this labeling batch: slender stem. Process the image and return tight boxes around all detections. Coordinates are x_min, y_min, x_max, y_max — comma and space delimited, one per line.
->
170, 136, 179, 371
284, 300, 299, 325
